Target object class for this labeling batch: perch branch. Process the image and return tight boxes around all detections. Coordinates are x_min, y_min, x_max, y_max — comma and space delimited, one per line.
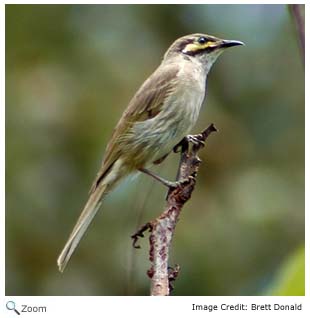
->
132, 123, 217, 295
289, 4, 305, 64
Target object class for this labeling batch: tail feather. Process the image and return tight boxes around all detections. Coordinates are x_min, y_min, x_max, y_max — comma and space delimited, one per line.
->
57, 159, 125, 272
57, 184, 106, 272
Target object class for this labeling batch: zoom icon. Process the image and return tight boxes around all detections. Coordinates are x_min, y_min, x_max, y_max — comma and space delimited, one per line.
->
6, 301, 20, 315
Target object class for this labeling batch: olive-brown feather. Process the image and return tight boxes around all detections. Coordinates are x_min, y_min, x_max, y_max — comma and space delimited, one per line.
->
90, 65, 179, 192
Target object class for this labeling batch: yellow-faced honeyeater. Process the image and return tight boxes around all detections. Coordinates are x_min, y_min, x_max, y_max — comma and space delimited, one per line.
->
57, 33, 244, 272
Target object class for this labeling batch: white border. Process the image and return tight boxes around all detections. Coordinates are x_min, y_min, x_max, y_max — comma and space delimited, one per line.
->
1, 1, 308, 317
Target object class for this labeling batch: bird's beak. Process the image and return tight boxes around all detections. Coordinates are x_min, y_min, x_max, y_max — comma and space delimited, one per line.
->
219, 39, 245, 48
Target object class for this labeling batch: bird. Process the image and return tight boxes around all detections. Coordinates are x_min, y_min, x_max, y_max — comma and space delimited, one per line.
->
57, 33, 244, 272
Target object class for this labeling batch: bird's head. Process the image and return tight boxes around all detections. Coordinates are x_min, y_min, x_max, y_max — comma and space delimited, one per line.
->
164, 33, 244, 70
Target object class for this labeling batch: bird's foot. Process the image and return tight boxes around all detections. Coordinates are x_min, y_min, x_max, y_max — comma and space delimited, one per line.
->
139, 168, 194, 189
186, 134, 205, 147
173, 134, 205, 153
168, 175, 195, 189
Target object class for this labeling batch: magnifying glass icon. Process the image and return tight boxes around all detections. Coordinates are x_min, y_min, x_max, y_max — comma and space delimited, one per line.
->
6, 301, 20, 315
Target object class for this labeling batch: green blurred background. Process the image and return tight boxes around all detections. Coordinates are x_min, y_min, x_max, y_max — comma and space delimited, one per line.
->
5, 4, 304, 296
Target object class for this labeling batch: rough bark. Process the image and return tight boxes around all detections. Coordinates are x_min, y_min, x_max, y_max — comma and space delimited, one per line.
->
132, 124, 217, 295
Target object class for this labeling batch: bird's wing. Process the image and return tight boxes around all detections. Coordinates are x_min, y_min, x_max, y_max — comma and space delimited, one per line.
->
90, 64, 179, 192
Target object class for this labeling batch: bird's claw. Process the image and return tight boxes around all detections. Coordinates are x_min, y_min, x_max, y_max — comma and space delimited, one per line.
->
169, 176, 195, 189
173, 134, 204, 153
186, 134, 205, 147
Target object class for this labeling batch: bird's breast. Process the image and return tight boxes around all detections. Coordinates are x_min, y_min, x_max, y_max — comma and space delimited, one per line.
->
122, 64, 207, 168
173, 63, 207, 130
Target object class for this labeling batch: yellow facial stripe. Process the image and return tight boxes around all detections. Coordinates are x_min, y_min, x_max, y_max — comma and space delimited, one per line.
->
182, 41, 217, 54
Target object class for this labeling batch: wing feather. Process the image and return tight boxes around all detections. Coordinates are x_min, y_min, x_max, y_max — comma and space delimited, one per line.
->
90, 64, 179, 192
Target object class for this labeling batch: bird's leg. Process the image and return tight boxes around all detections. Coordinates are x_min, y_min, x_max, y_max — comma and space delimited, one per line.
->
153, 153, 169, 165
139, 168, 193, 189
139, 168, 177, 188
173, 137, 189, 153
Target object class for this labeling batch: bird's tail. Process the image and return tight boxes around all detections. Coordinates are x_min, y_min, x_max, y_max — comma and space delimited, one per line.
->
57, 159, 126, 272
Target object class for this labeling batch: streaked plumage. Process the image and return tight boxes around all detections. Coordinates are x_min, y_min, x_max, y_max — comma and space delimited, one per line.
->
57, 33, 244, 272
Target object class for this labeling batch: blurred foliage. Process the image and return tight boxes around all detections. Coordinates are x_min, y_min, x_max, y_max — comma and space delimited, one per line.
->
265, 245, 304, 296
6, 4, 304, 295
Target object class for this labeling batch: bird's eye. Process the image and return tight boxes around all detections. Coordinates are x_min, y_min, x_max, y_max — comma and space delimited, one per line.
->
197, 37, 207, 44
